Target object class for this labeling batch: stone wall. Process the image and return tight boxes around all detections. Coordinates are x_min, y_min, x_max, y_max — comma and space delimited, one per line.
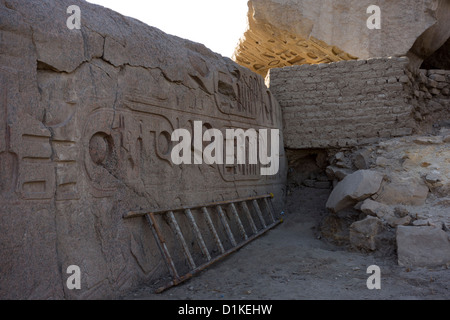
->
408, 69, 450, 129
268, 57, 417, 149
0, 0, 286, 299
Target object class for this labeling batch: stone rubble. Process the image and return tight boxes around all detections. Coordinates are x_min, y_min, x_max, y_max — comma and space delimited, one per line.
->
234, 0, 450, 74
324, 130, 450, 268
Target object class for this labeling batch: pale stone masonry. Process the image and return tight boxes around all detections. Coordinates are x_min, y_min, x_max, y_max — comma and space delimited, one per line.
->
267, 57, 418, 149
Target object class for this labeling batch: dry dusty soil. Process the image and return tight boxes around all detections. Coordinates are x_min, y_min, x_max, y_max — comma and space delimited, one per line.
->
122, 187, 450, 300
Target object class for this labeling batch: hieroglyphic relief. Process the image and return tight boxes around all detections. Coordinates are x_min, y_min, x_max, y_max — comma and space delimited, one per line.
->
0, 0, 287, 300
83, 108, 177, 198
81, 64, 284, 199
0, 71, 19, 198
213, 69, 278, 126
1, 68, 54, 201
2, 58, 284, 205
0, 67, 83, 203
232, 21, 358, 77
83, 111, 271, 197
19, 116, 54, 200
53, 139, 79, 201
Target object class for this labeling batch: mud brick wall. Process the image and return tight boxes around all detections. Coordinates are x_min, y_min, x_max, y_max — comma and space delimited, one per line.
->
267, 57, 417, 149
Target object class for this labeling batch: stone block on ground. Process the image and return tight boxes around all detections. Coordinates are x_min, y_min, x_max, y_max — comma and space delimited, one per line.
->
349, 216, 385, 251
354, 150, 371, 170
325, 166, 353, 181
397, 226, 450, 268
375, 176, 429, 206
360, 199, 412, 227
326, 170, 384, 213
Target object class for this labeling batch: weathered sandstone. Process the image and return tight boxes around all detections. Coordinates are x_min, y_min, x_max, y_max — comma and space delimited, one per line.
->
0, 0, 287, 299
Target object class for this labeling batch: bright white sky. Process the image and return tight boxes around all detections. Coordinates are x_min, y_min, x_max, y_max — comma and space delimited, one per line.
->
86, 0, 249, 58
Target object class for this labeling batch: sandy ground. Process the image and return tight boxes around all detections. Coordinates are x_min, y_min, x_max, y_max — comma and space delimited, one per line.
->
122, 187, 450, 300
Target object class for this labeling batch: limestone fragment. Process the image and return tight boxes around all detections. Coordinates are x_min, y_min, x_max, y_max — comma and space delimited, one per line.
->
375, 176, 429, 206
325, 166, 353, 181
397, 226, 450, 268
354, 150, 371, 170
349, 216, 385, 251
326, 170, 384, 213
360, 199, 412, 227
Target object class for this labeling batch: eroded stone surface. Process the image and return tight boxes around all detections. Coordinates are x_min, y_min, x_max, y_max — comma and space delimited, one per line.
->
349, 216, 385, 252
322, 131, 450, 267
0, 0, 287, 299
232, 1, 357, 77
397, 226, 450, 268
233, 0, 450, 74
326, 170, 384, 213
374, 176, 429, 207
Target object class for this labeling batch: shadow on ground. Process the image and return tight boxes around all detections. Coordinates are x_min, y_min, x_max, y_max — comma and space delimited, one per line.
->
122, 187, 450, 300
